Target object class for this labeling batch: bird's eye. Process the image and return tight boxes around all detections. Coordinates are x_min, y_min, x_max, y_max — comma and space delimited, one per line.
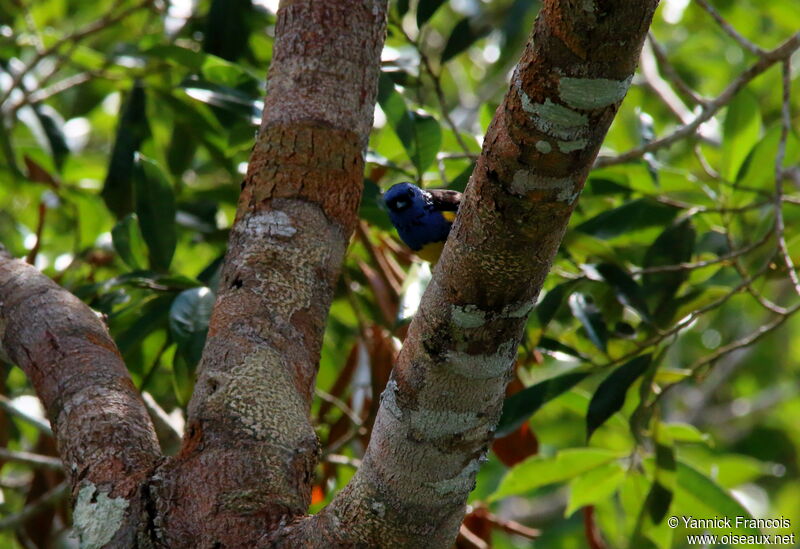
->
394, 199, 408, 209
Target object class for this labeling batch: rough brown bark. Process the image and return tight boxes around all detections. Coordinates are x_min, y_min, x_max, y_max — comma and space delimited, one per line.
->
146, 1, 389, 547
0, 251, 161, 547
269, 1, 659, 547
1, 1, 659, 547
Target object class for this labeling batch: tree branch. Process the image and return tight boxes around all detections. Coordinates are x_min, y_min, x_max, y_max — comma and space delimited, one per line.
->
149, 1, 389, 546
0, 252, 161, 546
596, 32, 800, 168
269, 2, 659, 546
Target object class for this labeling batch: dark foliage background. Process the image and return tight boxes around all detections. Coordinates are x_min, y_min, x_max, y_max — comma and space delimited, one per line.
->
0, 0, 799, 547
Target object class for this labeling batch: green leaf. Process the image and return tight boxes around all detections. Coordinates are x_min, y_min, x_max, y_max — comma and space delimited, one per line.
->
536, 280, 577, 328
396, 0, 409, 16
642, 219, 696, 311
377, 74, 441, 175
496, 372, 588, 437
662, 422, 711, 444
408, 111, 442, 174
133, 154, 177, 272
575, 198, 679, 240
416, 0, 447, 27
360, 179, 392, 230
447, 161, 474, 193
738, 123, 800, 188
669, 286, 729, 325
537, 337, 588, 361
565, 461, 626, 516
181, 78, 262, 124
648, 439, 676, 523
114, 295, 174, 358
595, 263, 650, 322
111, 214, 148, 270
145, 45, 205, 71
491, 448, 624, 500
102, 82, 149, 219
721, 90, 761, 182
203, 0, 252, 62
32, 104, 69, 170
568, 292, 608, 352
169, 286, 215, 368
442, 17, 491, 63
586, 354, 651, 441
673, 461, 760, 536
172, 350, 194, 406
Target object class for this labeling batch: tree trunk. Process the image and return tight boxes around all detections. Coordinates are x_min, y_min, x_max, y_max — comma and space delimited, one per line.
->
0, 1, 659, 547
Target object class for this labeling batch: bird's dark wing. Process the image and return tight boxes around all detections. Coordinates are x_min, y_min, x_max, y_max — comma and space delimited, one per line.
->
427, 189, 462, 212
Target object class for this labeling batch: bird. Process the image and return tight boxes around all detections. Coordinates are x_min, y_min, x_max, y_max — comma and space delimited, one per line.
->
382, 182, 462, 263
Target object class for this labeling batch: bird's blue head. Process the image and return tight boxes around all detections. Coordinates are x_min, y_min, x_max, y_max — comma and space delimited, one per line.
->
383, 182, 452, 252
384, 182, 425, 217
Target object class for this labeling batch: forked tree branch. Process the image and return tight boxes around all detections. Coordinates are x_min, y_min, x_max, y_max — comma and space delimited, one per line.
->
269, 1, 659, 546
0, 251, 160, 546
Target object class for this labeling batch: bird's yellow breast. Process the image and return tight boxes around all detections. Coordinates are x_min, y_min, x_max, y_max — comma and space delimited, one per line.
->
416, 241, 446, 263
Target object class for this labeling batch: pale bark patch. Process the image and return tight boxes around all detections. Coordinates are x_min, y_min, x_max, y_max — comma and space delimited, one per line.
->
445, 339, 518, 380
72, 482, 129, 549
451, 304, 487, 328
219, 347, 312, 444
516, 76, 588, 140
242, 210, 298, 239
557, 138, 589, 153
558, 75, 632, 110
510, 171, 579, 203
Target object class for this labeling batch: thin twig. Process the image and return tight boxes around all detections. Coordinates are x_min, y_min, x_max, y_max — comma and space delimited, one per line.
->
721, 212, 786, 315
392, 17, 472, 157
0, 394, 52, 435
24, 202, 46, 265
640, 40, 693, 124
648, 34, 706, 106
0, 448, 63, 470
596, 33, 800, 168
773, 60, 800, 297
323, 454, 362, 468
315, 387, 363, 427
0, 0, 155, 108
632, 230, 770, 275
694, 0, 765, 56
688, 303, 800, 373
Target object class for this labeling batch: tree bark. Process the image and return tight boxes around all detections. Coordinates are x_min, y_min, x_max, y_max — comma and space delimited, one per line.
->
269, 1, 659, 547
0, 252, 161, 547
147, 1, 389, 547
0, 1, 661, 547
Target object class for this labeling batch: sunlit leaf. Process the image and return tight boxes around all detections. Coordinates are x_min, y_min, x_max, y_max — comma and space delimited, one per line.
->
565, 461, 626, 516
721, 90, 761, 182
491, 448, 624, 500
